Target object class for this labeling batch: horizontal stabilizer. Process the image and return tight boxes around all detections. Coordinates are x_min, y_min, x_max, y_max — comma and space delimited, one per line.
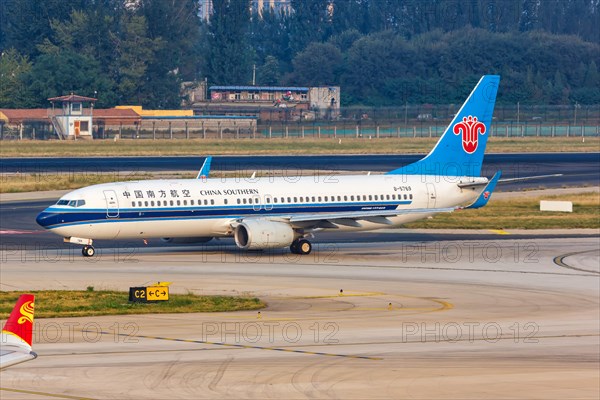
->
498, 173, 563, 183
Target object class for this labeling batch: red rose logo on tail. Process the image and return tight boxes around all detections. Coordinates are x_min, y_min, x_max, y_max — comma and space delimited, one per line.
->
453, 116, 486, 154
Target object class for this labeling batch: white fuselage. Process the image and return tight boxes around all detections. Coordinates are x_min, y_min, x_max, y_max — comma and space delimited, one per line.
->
38, 174, 484, 241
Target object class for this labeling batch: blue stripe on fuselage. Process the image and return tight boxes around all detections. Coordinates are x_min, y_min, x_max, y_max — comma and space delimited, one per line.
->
37, 201, 412, 229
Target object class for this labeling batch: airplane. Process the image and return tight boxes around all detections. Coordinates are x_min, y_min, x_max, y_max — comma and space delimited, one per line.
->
37, 75, 505, 257
1, 294, 37, 370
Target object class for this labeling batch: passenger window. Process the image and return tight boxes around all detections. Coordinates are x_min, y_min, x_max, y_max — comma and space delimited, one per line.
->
293, 197, 297, 202
273, 197, 278, 203
138, 201, 143, 206
170, 200, 174, 206
351, 195, 355, 201
143, 201, 147, 206
254, 198, 259, 204
176, 200, 180, 206
190, 200, 194, 205
211, 199, 214, 205
409, 194, 413, 199
224, 199, 228, 205
287, 197, 291, 203
368, 195, 372, 201
243, 198, 247, 204
318, 196, 322, 202
344, 196, 348, 201
183, 200, 187, 206
151, 201, 155, 206
237, 198, 240, 204
132, 202, 136, 207
325, 196, 328, 202
204, 199, 208, 205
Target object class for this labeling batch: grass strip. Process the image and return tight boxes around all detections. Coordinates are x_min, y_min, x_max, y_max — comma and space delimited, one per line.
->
405, 192, 599, 229
0, 290, 265, 318
1, 137, 598, 157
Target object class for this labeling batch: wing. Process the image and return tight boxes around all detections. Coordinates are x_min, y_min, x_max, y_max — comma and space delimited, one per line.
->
283, 207, 455, 229
0, 348, 37, 370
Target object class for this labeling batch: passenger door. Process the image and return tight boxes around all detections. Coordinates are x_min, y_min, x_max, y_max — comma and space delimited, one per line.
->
103, 190, 119, 218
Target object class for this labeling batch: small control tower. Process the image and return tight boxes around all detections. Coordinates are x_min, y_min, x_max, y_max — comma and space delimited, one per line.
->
48, 93, 97, 140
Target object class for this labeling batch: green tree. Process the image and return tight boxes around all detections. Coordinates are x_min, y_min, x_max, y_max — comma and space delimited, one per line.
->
24, 50, 114, 107
206, 0, 252, 85
288, 0, 329, 55
328, 29, 363, 52
248, 7, 291, 72
111, 14, 164, 105
286, 42, 342, 86
139, 0, 201, 108
257, 56, 281, 85
1, 0, 85, 58
0, 49, 34, 108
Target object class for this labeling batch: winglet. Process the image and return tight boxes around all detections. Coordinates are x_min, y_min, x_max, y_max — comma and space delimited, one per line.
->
466, 171, 502, 209
196, 156, 212, 180
2, 294, 35, 350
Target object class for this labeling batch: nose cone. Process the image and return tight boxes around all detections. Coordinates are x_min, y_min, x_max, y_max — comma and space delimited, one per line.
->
36, 209, 57, 229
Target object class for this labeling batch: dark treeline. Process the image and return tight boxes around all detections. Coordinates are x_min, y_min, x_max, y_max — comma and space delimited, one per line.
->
0, 0, 598, 109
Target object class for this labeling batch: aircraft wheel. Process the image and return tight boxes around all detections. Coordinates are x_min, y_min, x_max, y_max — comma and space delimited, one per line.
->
290, 241, 299, 254
296, 239, 312, 255
82, 245, 95, 257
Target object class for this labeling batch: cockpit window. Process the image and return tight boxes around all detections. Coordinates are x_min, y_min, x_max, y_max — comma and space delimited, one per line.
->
57, 199, 85, 207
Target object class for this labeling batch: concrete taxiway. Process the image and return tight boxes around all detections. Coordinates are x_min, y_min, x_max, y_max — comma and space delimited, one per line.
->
1, 230, 599, 399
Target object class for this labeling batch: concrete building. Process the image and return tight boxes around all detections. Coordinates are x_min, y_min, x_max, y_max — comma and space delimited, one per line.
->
190, 85, 341, 121
47, 94, 97, 140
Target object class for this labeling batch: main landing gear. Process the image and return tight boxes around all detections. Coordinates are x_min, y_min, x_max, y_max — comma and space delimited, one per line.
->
290, 238, 312, 255
82, 245, 96, 257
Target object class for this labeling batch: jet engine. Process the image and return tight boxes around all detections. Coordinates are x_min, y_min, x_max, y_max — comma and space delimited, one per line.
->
234, 219, 295, 250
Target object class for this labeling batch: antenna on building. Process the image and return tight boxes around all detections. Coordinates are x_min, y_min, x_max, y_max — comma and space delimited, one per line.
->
252, 64, 256, 86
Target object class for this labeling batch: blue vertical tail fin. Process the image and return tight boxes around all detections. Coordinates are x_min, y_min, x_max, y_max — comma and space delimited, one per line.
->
388, 75, 500, 177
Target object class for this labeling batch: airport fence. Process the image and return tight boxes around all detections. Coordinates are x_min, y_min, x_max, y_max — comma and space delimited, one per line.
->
1, 103, 598, 140
1, 121, 598, 141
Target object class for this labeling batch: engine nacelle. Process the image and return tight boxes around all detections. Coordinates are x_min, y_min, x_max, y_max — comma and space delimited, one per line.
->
160, 237, 213, 244
234, 219, 295, 250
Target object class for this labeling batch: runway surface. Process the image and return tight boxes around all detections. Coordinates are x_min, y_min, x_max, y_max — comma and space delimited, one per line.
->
2, 153, 599, 190
1, 201, 599, 399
